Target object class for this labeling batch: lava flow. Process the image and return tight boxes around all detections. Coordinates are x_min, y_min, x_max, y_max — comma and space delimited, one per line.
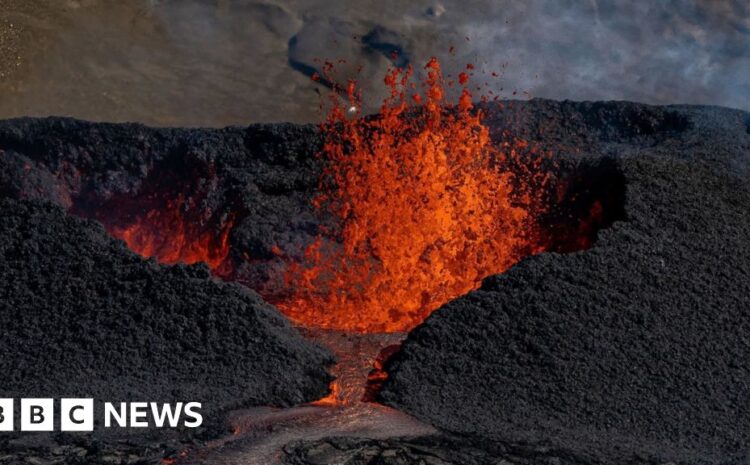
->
60, 57, 624, 428
277, 58, 542, 332
105, 193, 234, 273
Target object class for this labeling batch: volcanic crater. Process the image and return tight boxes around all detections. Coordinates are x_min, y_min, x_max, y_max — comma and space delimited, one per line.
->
1, 98, 749, 465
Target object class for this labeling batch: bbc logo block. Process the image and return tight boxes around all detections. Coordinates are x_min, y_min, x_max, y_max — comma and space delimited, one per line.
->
21, 398, 54, 431
61, 398, 94, 431
0, 399, 13, 431
0, 399, 94, 432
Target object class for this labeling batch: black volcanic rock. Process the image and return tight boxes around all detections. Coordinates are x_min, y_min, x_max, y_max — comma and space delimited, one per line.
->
0, 198, 332, 437
1, 101, 749, 465
283, 435, 592, 465
0, 119, 325, 298
380, 103, 750, 464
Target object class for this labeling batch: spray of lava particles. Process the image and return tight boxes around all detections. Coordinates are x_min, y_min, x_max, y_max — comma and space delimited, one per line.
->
278, 58, 541, 332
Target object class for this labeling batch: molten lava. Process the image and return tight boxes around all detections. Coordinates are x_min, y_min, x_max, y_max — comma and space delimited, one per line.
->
75, 57, 617, 339
109, 194, 233, 272
278, 58, 540, 332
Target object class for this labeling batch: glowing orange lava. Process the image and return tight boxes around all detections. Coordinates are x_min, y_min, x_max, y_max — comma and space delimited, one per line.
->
110, 194, 233, 271
278, 58, 541, 332
310, 381, 341, 407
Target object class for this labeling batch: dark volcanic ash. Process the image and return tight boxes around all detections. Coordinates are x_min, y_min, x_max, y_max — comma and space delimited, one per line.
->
0, 101, 749, 465
0, 197, 332, 458
377, 103, 750, 465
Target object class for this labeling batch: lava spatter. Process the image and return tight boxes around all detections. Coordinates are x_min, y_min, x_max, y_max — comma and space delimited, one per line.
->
278, 58, 540, 332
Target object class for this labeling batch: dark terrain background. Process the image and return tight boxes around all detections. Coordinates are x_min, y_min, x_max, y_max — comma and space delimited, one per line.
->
0, 101, 748, 465
1, 1, 750, 464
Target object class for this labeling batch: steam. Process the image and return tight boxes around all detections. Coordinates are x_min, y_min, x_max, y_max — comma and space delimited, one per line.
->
451, 0, 750, 108
1, 0, 747, 126
282, 0, 750, 111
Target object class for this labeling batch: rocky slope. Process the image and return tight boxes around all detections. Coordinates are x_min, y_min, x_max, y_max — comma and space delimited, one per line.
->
0, 198, 333, 462
1, 101, 748, 464
379, 103, 750, 464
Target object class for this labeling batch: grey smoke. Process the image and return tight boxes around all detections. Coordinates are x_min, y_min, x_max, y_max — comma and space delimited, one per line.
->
284, 0, 750, 111
0, 0, 747, 126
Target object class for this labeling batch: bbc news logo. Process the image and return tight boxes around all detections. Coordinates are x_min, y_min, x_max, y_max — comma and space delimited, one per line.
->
0, 399, 202, 431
